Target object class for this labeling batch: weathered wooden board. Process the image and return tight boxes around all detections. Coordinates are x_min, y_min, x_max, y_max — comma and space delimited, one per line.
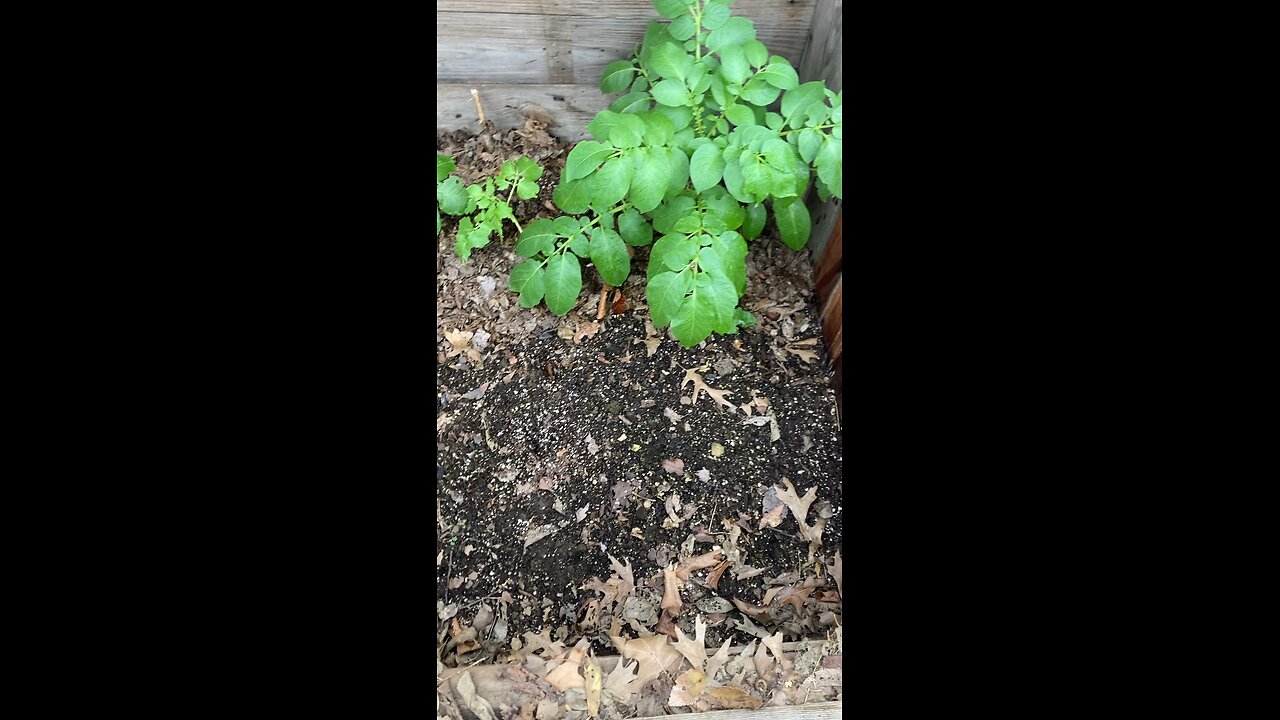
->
436, 84, 610, 141
796, 0, 841, 264
795, 1, 841, 400
436, 1, 817, 85
437, 12, 562, 84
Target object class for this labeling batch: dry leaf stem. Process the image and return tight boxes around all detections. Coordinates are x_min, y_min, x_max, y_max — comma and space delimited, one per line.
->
597, 283, 611, 319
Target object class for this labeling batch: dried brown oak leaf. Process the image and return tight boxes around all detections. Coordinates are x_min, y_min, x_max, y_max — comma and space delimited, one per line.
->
704, 686, 762, 710
775, 477, 818, 539
670, 615, 708, 669
573, 321, 600, 344
618, 634, 683, 689
545, 639, 590, 692
680, 367, 738, 412
758, 503, 786, 529
705, 637, 733, 681
675, 550, 724, 581
584, 660, 603, 718
669, 667, 709, 707
731, 597, 773, 623
661, 564, 682, 612
707, 560, 731, 590
444, 329, 473, 357
454, 671, 497, 720
604, 658, 639, 703
761, 631, 794, 674
785, 344, 819, 363
521, 628, 566, 659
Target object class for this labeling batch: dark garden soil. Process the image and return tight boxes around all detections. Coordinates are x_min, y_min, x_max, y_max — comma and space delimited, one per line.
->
436, 120, 843, 714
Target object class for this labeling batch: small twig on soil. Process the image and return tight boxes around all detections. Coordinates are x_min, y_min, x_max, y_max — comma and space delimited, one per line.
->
597, 283, 611, 319
444, 539, 458, 604
471, 88, 487, 125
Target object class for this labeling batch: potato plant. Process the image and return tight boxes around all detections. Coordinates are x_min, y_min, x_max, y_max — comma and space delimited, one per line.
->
513, 0, 842, 346
438, 155, 544, 261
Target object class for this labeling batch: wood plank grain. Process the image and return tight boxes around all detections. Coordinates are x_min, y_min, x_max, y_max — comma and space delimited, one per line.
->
437, 12, 557, 83
437, 84, 614, 141
435, 2, 817, 85
436, 0, 815, 19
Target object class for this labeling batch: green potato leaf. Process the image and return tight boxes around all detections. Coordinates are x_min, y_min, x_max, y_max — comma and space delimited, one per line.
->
618, 207, 654, 246
782, 81, 825, 122
664, 146, 690, 196
508, 260, 546, 308
437, 154, 456, 183
773, 196, 811, 250
798, 128, 823, 163
553, 179, 592, 213
627, 146, 670, 213
653, 0, 694, 20
651, 78, 691, 107
740, 77, 780, 106
741, 202, 766, 240
647, 269, 693, 329
689, 142, 726, 192
610, 92, 651, 114
671, 272, 737, 346
705, 16, 756, 53
564, 141, 614, 181
702, 0, 732, 29
668, 13, 697, 41
601, 60, 637, 94
544, 253, 583, 316
516, 218, 558, 258
652, 195, 695, 234
758, 57, 799, 90
815, 135, 842, 198
650, 41, 693, 82
717, 45, 751, 86
437, 176, 468, 215
724, 103, 755, 128
589, 226, 631, 286
591, 153, 635, 207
